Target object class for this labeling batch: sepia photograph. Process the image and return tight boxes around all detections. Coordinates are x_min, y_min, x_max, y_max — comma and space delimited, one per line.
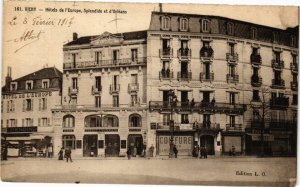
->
1, 0, 299, 186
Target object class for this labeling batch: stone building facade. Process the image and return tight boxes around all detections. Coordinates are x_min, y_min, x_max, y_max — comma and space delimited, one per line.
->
146, 12, 298, 156
1, 67, 62, 157
52, 31, 148, 157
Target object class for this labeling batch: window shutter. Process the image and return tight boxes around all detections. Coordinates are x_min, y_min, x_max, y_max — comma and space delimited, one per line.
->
7, 101, 9, 112
23, 100, 25, 112
31, 99, 33, 111
39, 99, 41, 111
47, 118, 50, 126
38, 118, 41, 126
22, 119, 24, 127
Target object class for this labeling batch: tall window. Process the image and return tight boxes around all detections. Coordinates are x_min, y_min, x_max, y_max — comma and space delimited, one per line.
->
39, 98, 47, 110
179, 18, 188, 31
131, 95, 138, 106
95, 76, 101, 91
26, 82, 32, 90
181, 114, 189, 124
95, 51, 101, 64
72, 78, 78, 89
229, 92, 236, 105
38, 118, 50, 126
42, 80, 49, 89
203, 114, 211, 127
291, 35, 296, 47
251, 27, 257, 39
161, 16, 170, 30
229, 43, 235, 55
24, 118, 33, 127
113, 50, 119, 63
273, 32, 279, 43
85, 115, 101, 127
227, 22, 234, 35
201, 19, 209, 32
274, 51, 281, 62
129, 114, 141, 127
131, 49, 138, 62
292, 54, 297, 65
63, 115, 75, 128
95, 96, 101, 108
163, 114, 170, 125
113, 95, 119, 107
24, 99, 33, 111
229, 65, 236, 76
229, 115, 235, 126
292, 94, 298, 105
7, 100, 14, 112
103, 115, 119, 127
8, 119, 17, 127
72, 53, 77, 68
62, 135, 76, 149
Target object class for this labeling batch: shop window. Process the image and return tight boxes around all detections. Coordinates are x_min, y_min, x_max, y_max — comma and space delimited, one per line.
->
62, 135, 76, 149
63, 114, 75, 128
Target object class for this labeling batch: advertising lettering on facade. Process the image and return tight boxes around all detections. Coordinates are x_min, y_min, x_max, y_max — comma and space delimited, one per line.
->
2, 91, 52, 100
158, 135, 193, 156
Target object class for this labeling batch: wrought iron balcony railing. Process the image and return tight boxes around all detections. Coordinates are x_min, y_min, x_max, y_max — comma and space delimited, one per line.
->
227, 74, 239, 83
128, 83, 139, 92
270, 97, 289, 109
200, 47, 214, 61
269, 120, 295, 131
226, 124, 243, 131
177, 71, 192, 81
91, 85, 102, 95
251, 75, 262, 87
178, 48, 191, 60
226, 53, 239, 62
159, 48, 173, 59
291, 81, 298, 91
272, 59, 284, 70
250, 54, 262, 66
200, 72, 214, 82
290, 62, 298, 73
159, 70, 173, 80
110, 84, 120, 94
68, 87, 78, 96
271, 79, 285, 88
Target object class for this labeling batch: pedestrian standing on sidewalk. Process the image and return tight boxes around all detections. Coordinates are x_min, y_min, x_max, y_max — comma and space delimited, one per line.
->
204, 146, 208, 159
173, 145, 178, 158
65, 147, 73, 162
200, 146, 204, 159
143, 143, 147, 158
126, 147, 132, 160
58, 147, 64, 160
149, 144, 154, 157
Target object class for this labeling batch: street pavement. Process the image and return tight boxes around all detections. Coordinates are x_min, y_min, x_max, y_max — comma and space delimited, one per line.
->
0, 156, 297, 186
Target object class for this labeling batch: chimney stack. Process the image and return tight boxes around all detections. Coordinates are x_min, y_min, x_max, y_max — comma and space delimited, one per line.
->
159, 3, 162, 12
73, 32, 78, 40
5, 66, 12, 88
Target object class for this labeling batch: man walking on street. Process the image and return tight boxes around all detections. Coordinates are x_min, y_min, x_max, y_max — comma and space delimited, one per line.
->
173, 145, 178, 158
149, 144, 154, 157
65, 147, 73, 163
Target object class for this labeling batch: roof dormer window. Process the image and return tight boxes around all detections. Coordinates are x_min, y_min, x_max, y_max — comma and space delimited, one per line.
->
273, 32, 279, 43
10, 82, 17, 91
227, 22, 234, 35
42, 79, 50, 89
179, 18, 188, 31
161, 16, 170, 30
291, 35, 296, 47
201, 19, 209, 33
251, 27, 257, 40
26, 80, 33, 90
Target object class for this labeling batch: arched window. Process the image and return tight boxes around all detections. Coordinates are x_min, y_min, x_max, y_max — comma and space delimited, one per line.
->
179, 18, 188, 31
201, 19, 209, 33
227, 22, 234, 35
251, 27, 257, 39
103, 114, 119, 127
63, 114, 75, 128
85, 115, 101, 127
161, 16, 170, 30
129, 114, 142, 127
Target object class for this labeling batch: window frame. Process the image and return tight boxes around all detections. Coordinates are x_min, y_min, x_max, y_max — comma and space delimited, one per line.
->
161, 16, 171, 30
179, 18, 188, 31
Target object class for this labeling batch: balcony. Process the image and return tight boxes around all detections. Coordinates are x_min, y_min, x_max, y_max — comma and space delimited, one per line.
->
227, 74, 239, 83
91, 85, 102, 95
291, 81, 298, 91
290, 62, 298, 73
269, 120, 295, 131
200, 72, 214, 82
226, 53, 239, 63
197, 123, 220, 131
68, 87, 78, 96
110, 84, 120, 94
63, 57, 147, 70
149, 101, 247, 114
225, 124, 243, 131
159, 48, 173, 59
128, 83, 139, 93
271, 79, 285, 89
177, 71, 192, 81
250, 54, 262, 66
178, 48, 191, 60
271, 60, 284, 70
270, 97, 289, 109
159, 70, 174, 80
251, 75, 262, 87
200, 47, 214, 62
156, 122, 196, 131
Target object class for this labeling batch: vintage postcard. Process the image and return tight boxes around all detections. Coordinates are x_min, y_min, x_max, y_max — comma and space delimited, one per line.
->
1, 0, 298, 186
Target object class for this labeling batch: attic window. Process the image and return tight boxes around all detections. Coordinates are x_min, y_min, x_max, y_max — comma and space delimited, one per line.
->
179, 18, 188, 31
201, 19, 209, 33
227, 22, 234, 35
10, 82, 17, 91
42, 79, 50, 89
161, 16, 170, 30
273, 32, 279, 43
251, 27, 257, 39
26, 80, 33, 90
291, 35, 296, 47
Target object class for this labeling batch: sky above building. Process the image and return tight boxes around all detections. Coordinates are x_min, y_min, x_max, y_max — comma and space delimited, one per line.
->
2, 1, 299, 85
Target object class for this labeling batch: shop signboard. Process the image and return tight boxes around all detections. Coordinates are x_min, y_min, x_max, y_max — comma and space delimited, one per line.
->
158, 135, 193, 156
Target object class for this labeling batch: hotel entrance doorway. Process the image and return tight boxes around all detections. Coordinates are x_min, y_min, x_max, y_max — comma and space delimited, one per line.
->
83, 135, 98, 157
200, 135, 215, 155
105, 134, 120, 157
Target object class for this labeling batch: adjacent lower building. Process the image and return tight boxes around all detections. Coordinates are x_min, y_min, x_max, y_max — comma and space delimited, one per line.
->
1, 67, 62, 157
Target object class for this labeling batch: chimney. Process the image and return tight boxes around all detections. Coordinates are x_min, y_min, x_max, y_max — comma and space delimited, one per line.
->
73, 32, 78, 40
159, 3, 162, 12
5, 66, 12, 88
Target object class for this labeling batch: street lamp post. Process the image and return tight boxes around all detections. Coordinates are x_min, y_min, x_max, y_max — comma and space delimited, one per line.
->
168, 89, 176, 158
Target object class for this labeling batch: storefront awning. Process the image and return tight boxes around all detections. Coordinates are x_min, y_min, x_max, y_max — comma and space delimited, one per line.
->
247, 133, 274, 142
5, 137, 32, 141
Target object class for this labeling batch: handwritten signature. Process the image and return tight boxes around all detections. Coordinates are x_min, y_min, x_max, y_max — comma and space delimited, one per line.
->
7, 29, 45, 53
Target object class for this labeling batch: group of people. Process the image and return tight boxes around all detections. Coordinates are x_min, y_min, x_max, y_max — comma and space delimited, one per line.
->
192, 145, 208, 159
58, 147, 73, 162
